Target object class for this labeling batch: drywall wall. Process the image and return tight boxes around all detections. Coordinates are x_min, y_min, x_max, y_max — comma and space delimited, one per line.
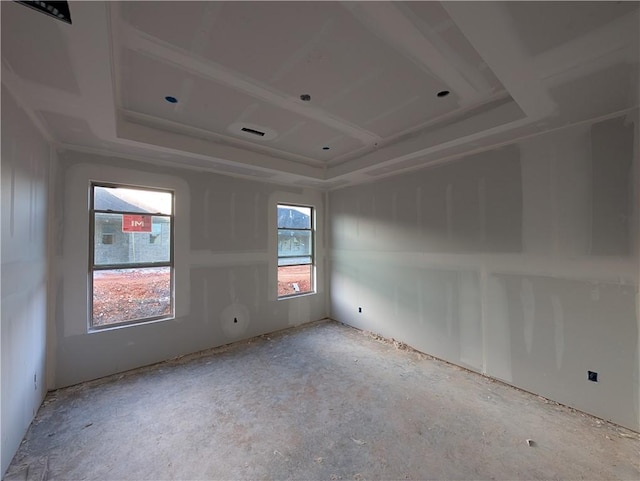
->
52, 151, 326, 388
329, 113, 639, 430
1, 85, 51, 474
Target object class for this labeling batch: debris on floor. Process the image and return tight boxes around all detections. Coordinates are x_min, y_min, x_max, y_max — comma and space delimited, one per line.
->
392, 339, 408, 350
6, 321, 639, 480
361, 330, 431, 360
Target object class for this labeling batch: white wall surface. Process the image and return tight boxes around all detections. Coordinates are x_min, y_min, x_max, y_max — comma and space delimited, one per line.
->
329, 113, 639, 430
52, 151, 327, 388
1, 85, 51, 474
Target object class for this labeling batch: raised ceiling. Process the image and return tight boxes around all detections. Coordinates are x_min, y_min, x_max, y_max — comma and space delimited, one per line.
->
2, 1, 638, 187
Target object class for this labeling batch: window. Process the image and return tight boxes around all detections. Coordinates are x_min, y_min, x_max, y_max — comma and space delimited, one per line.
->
90, 183, 173, 328
277, 204, 314, 297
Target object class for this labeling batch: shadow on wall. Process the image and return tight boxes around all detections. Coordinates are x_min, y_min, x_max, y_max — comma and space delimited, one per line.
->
329, 114, 639, 430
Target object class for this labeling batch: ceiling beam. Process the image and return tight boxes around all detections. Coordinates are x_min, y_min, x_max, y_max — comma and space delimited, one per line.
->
442, 1, 557, 121
533, 10, 639, 86
341, 1, 483, 106
62, 1, 117, 139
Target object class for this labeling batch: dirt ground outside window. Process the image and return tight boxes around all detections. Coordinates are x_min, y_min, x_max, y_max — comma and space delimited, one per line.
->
92, 268, 171, 326
278, 264, 313, 297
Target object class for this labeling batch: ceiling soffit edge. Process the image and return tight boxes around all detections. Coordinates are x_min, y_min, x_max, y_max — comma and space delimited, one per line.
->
116, 116, 326, 180
121, 109, 325, 168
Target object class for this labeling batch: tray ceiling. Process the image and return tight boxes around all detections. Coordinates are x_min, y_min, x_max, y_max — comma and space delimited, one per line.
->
2, 1, 638, 187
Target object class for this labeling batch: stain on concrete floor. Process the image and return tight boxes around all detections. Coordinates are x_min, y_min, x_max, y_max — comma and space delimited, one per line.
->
5, 320, 640, 480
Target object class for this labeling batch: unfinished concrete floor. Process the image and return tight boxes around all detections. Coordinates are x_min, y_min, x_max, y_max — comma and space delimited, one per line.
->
5, 320, 640, 480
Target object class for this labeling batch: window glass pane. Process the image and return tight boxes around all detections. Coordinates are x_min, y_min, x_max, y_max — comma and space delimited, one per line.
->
92, 267, 171, 326
94, 185, 172, 215
278, 229, 312, 257
278, 265, 312, 297
278, 256, 312, 267
94, 213, 170, 265
277, 205, 311, 229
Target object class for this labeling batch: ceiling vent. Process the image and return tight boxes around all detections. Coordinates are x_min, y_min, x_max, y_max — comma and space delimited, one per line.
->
228, 122, 277, 141
16, 1, 72, 24
241, 127, 265, 137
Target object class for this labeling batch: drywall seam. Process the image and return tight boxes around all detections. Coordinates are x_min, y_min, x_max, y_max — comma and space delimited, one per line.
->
331, 250, 637, 284
634, 117, 640, 428
203, 189, 210, 241
550, 294, 564, 371
480, 266, 489, 374
45, 146, 58, 390
324, 189, 331, 316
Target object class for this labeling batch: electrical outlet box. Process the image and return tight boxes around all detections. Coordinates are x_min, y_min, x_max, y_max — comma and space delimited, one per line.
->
588, 371, 598, 382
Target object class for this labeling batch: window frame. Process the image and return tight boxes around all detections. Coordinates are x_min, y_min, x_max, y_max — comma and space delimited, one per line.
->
89, 182, 175, 329
277, 203, 315, 299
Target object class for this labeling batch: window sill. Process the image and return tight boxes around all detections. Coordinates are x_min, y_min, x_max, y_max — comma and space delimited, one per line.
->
278, 291, 316, 301
88, 314, 175, 333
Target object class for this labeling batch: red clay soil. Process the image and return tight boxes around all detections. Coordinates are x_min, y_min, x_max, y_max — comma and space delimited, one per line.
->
94, 266, 311, 326
278, 265, 312, 296
93, 269, 171, 326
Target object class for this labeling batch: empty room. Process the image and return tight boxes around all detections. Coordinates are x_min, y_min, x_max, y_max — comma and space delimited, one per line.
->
1, 1, 639, 479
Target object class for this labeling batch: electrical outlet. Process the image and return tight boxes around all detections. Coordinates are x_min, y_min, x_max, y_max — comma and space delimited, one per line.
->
588, 371, 598, 382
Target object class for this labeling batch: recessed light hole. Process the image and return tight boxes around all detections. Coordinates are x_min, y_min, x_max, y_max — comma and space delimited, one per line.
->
437, 90, 450, 98
165, 96, 178, 104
